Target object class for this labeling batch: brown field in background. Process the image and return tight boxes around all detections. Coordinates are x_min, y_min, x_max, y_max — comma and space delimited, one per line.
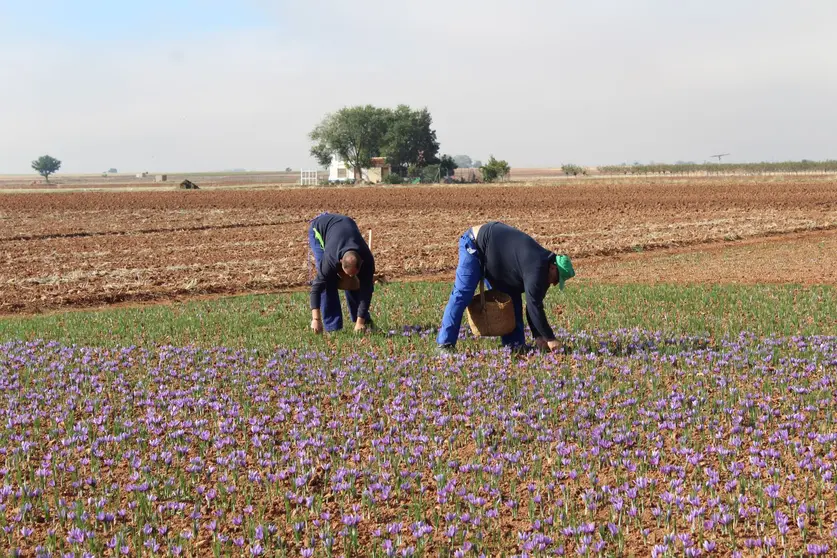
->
0, 168, 569, 191
1, 176, 836, 314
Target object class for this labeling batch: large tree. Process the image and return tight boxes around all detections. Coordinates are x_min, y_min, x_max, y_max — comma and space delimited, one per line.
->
380, 105, 440, 176
32, 155, 61, 183
309, 105, 390, 181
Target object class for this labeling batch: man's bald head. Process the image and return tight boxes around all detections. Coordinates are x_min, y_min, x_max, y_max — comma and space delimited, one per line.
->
341, 250, 362, 276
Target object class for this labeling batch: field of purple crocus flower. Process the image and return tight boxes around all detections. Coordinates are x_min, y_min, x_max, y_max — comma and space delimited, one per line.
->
2, 327, 837, 557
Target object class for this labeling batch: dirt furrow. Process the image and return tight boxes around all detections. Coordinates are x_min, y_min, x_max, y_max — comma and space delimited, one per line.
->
1, 178, 834, 314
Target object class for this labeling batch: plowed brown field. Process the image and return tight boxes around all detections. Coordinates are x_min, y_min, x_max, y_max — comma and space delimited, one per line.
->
1, 177, 836, 314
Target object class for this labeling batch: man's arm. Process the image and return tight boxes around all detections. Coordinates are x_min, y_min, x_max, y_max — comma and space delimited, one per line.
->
310, 272, 326, 333
310, 260, 334, 310
310, 256, 338, 332
310, 274, 326, 311
354, 256, 375, 323
526, 305, 544, 339
524, 267, 555, 342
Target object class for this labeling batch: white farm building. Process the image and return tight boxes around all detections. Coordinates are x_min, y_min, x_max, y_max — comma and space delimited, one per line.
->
328, 155, 391, 184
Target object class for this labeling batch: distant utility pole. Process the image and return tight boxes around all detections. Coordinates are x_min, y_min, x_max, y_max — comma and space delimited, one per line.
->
710, 153, 730, 163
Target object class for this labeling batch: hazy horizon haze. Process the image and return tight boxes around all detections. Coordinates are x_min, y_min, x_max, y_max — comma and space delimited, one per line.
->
1, 0, 835, 174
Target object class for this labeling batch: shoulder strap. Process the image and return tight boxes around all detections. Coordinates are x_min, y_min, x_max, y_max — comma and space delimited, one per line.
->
313, 227, 325, 250
479, 258, 486, 310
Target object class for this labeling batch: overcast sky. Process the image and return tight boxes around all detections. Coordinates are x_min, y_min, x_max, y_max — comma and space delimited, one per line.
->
1, 0, 835, 174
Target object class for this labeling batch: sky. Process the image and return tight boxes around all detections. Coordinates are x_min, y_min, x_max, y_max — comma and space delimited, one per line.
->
1, 0, 836, 174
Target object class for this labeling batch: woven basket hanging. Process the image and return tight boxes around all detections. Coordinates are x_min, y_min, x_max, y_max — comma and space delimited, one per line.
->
337, 274, 360, 291
465, 280, 516, 337
308, 249, 360, 291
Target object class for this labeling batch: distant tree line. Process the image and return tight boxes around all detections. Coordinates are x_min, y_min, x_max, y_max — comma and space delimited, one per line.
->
597, 160, 837, 175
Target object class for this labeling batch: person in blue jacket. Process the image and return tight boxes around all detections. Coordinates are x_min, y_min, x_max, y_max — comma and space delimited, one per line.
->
308, 212, 375, 334
436, 221, 575, 354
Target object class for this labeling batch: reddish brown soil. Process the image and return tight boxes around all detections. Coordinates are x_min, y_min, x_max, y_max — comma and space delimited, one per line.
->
1, 177, 835, 314
581, 228, 837, 284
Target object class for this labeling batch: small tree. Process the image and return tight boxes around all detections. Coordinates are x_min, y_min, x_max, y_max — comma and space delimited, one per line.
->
561, 164, 584, 176
480, 156, 510, 183
32, 155, 61, 183
384, 172, 403, 184
420, 164, 442, 183
439, 154, 457, 178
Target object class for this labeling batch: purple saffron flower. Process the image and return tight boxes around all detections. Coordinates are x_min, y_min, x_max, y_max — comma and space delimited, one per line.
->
66, 527, 85, 545
342, 514, 360, 527
387, 522, 403, 535
807, 544, 830, 556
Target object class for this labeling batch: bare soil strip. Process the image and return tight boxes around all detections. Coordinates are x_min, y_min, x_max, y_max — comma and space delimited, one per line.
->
1, 178, 835, 314
581, 227, 837, 285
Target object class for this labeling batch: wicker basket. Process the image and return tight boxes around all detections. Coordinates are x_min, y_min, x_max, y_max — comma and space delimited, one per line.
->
465, 282, 516, 337
307, 248, 360, 291
337, 274, 360, 291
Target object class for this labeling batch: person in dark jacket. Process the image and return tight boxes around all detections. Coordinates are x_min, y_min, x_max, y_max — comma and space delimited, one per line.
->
308, 212, 375, 334
436, 221, 575, 354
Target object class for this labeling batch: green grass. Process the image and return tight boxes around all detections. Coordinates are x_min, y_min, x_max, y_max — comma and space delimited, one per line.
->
1, 282, 835, 353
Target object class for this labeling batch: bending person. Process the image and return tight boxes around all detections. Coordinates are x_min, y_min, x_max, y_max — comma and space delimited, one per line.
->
308, 212, 375, 334
436, 221, 574, 354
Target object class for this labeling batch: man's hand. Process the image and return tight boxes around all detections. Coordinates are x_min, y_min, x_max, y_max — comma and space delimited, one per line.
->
311, 309, 323, 334
535, 338, 561, 352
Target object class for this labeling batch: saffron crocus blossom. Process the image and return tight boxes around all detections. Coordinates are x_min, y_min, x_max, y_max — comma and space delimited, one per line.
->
2, 333, 837, 555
